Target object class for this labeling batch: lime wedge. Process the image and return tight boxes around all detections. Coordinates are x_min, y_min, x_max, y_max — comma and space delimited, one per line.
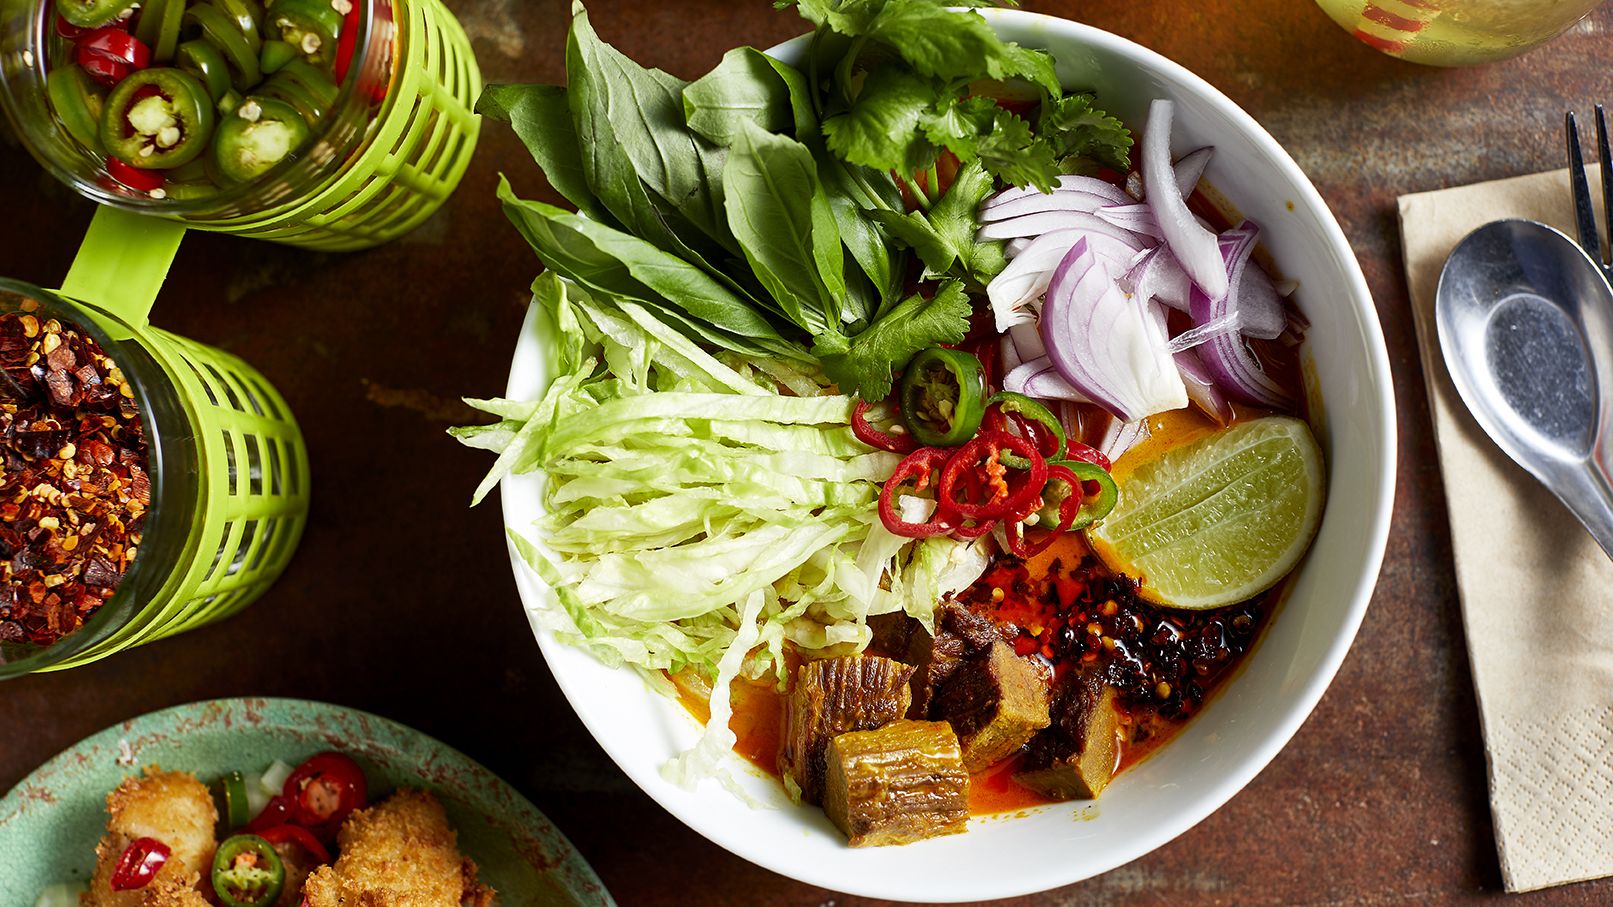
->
1089, 416, 1325, 610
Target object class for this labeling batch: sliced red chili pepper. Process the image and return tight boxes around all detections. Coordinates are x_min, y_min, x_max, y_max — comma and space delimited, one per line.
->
1063, 440, 1112, 472
77, 50, 130, 87
106, 156, 164, 192
878, 447, 953, 538
852, 399, 918, 454
332, 0, 360, 83
256, 824, 332, 865
57, 14, 92, 39
110, 836, 170, 890
243, 793, 295, 834
1004, 463, 1082, 558
938, 431, 1046, 521
77, 27, 150, 70
283, 752, 367, 835
934, 465, 994, 539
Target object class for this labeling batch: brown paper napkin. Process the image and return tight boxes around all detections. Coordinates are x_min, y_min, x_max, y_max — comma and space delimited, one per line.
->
1400, 168, 1613, 894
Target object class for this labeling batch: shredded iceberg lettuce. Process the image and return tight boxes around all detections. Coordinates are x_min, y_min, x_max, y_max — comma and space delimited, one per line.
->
453, 274, 990, 790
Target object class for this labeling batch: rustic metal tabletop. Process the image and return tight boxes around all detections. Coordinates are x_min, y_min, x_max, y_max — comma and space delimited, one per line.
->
2, 0, 1608, 904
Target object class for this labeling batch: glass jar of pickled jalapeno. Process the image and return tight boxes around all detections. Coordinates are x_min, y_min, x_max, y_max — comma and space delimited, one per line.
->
0, 0, 481, 251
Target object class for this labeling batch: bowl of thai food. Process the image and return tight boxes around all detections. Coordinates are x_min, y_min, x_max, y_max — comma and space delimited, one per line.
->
454, 1, 1395, 900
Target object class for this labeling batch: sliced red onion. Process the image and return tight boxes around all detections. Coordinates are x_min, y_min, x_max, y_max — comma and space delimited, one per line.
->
1175, 345, 1233, 425
1173, 147, 1213, 196
1143, 100, 1227, 301
1005, 357, 1090, 403
1094, 204, 1163, 239
1190, 224, 1294, 410
1008, 322, 1046, 361
1039, 237, 1187, 422
977, 189, 1117, 223
1005, 237, 1032, 258
988, 229, 1154, 331
1125, 247, 1192, 312
977, 210, 1157, 245
1236, 262, 1288, 340
1000, 334, 1023, 375
1099, 417, 1150, 463
983, 174, 1131, 212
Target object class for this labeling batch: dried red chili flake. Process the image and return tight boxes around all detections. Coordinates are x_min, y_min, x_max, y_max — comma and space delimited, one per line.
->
0, 304, 148, 648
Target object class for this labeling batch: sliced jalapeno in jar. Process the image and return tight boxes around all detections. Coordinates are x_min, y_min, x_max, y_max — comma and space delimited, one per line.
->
176, 40, 232, 102
212, 0, 266, 55
267, 0, 344, 62
899, 347, 986, 448
258, 57, 338, 124
57, 0, 137, 29
211, 834, 285, 907
212, 96, 310, 182
184, 2, 261, 88
47, 64, 107, 153
259, 39, 297, 75
99, 68, 217, 169
131, 0, 185, 63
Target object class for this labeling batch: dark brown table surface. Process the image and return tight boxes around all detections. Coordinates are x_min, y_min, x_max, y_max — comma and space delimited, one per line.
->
2, 0, 1609, 904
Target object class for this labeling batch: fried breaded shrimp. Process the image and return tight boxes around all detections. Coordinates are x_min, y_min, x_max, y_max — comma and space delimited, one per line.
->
82, 768, 217, 907
301, 789, 496, 907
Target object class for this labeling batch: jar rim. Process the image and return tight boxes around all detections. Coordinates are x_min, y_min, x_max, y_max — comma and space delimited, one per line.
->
0, 0, 397, 219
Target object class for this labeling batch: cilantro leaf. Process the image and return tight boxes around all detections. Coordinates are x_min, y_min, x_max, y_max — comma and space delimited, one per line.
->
868, 160, 1005, 286
1040, 93, 1134, 171
976, 108, 1059, 191
813, 280, 974, 400
821, 66, 938, 173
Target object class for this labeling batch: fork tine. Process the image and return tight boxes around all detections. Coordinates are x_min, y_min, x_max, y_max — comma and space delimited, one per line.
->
1597, 105, 1613, 266
1568, 112, 1602, 260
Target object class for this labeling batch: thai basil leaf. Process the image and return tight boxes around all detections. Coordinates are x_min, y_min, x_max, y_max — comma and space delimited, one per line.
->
685, 47, 817, 143
477, 83, 610, 224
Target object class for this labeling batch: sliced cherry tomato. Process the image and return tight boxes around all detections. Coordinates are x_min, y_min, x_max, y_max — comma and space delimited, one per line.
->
106, 156, 164, 192
283, 752, 367, 833
110, 837, 170, 890
77, 26, 150, 70
852, 399, 918, 454
256, 824, 332, 865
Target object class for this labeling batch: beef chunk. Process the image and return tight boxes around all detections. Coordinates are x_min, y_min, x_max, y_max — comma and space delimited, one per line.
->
930, 639, 1051, 771
1012, 671, 1124, 800
780, 655, 915, 804
822, 719, 970, 847
905, 601, 1004, 717
866, 611, 918, 659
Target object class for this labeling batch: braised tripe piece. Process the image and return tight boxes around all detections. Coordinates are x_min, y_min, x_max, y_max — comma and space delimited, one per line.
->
302, 789, 495, 907
83, 769, 217, 907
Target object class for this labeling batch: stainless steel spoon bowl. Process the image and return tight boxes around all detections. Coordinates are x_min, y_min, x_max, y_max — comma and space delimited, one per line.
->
1436, 218, 1613, 558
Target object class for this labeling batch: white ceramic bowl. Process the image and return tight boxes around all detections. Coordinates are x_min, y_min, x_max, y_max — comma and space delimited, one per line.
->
501, 9, 1395, 902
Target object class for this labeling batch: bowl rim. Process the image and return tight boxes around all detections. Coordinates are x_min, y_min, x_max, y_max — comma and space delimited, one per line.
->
500, 8, 1397, 900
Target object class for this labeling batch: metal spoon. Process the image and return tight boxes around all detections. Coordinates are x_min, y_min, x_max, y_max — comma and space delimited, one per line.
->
1436, 218, 1613, 560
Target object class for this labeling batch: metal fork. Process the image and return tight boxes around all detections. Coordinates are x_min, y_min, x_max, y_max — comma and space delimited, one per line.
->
1568, 105, 1613, 277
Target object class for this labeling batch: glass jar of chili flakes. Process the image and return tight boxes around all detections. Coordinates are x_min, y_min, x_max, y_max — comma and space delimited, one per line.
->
0, 279, 309, 676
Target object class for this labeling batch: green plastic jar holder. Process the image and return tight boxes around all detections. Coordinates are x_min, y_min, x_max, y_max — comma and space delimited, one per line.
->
0, 209, 310, 676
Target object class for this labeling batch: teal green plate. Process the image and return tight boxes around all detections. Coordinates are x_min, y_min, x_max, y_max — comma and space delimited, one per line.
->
0, 698, 613, 907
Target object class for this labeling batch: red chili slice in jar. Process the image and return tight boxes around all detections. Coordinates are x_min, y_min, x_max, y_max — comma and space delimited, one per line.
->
937, 431, 1047, 521
282, 752, 367, 835
852, 399, 918, 454
77, 27, 149, 70
105, 157, 164, 192
878, 447, 954, 538
110, 836, 170, 890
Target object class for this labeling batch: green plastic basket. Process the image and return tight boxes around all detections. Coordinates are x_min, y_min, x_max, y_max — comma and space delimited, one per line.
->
187, 0, 483, 250
0, 209, 310, 674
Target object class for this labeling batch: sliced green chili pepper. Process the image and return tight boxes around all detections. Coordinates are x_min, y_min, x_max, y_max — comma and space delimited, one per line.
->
177, 40, 232, 102
1053, 459, 1119, 530
899, 347, 986, 448
219, 771, 251, 828
258, 58, 337, 124
259, 39, 297, 74
132, 0, 185, 63
266, 0, 344, 62
985, 391, 1066, 469
47, 65, 107, 154
211, 834, 285, 907
58, 0, 137, 28
213, 96, 310, 182
185, 2, 261, 88
212, 0, 266, 55
163, 181, 221, 200
216, 88, 244, 117
99, 68, 217, 169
